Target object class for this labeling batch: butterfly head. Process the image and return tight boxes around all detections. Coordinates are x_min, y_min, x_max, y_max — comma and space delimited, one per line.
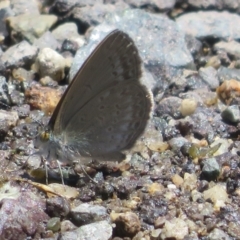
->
34, 125, 53, 149
39, 129, 51, 142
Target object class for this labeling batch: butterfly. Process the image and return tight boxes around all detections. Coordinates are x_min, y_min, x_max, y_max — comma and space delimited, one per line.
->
34, 30, 152, 180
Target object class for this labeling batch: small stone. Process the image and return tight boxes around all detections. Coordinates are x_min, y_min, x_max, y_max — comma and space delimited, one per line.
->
214, 40, 240, 59
25, 85, 63, 115
0, 110, 18, 135
1, 40, 38, 69
156, 96, 182, 119
147, 141, 169, 152
180, 98, 197, 117
60, 220, 77, 232
122, 197, 140, 210
148, 182, 164, 195
52, 22, 85, 46
6, 14, 58, 43
34, 48, 66, 82
203, 185, 228, 207
76, 220, 112, 240
221, 105, 240, 123
218, 67, 240, 82
201, 157, 220, 181
228, 222, 240, 238
216, 79, 240, 105
46, 217, 61, 233
182, 173, 197, 192
205, 56, 221, 69
211, 139, 231, 156
191, 189, 202, 202
12, 68, 35, 82
33, 31, 60, 50
46, 196, 71, 218
12, 104, 30, 118
111, 211, 141, 237
150, 228, 162, 239
164, 190, 176, 201
199, 66, 219, 90
171, 174, 184, 187
39, 76, 58, 87
208, 228, 232, 240
154, 216, 167, 228
0, 183, 49, 239
176, 11, 240, 40
161, 218, 189, 239
71, 203, 108, 226
168, 137, 188, 151
26, 155, 41, 169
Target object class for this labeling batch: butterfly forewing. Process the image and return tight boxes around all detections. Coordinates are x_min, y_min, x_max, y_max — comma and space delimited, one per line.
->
50, 30, 141, 134
48, 30, 152, 160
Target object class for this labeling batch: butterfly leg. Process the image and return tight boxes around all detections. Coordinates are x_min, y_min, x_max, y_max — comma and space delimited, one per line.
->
56, 160, 65, 185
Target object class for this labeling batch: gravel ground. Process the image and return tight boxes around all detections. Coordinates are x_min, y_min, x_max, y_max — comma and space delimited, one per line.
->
0, 0, 240, 239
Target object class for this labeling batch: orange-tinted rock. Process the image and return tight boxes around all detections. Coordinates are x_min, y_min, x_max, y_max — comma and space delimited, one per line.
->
25, 86, 63, 115
216, 79, 240, 105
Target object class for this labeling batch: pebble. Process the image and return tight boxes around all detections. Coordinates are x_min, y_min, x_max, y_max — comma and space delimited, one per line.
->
46, 196, 71, 218
61, 220, 112, 240
210, 139, 231, 156
221, 105, 240, 123
168, 136, 188, 151
172, 174, 184, 187
180, 98, 197, 117
0, 110, 18, 134
77, 220, 112, 240
6, 14, 58, 43
199, 66, 219, 90
46, 217, 61, 232
25, 85, 63, 115
157, 96, 182, 119
177, 11, 240, 40
228, 222, 240, 238
34, 48, 66, 82
214, 40, 240, 59
208, 228, 232, 240
1, 40, 38, 68
0, 182, 49, 239
201, 157, 220, 181
52, 22, 85, 47
182, 173, 197, 192
160, 218, 188, 240
205, 55, 221, 69
111, 211, 141, 237
191, 189, 202, 202
217, 67, 240, 83
71, 203, 108, 226
147, 182, 164, 195
60, 220, 77, 232
33, 31, 60, 50
203, 185, 228, 206
217, 79, 240, 105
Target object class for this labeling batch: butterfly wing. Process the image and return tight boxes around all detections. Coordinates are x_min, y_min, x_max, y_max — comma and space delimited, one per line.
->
50, 30, 152, 159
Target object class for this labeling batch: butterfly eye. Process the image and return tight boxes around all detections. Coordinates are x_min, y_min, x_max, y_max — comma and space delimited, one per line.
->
40, 131, 50, 142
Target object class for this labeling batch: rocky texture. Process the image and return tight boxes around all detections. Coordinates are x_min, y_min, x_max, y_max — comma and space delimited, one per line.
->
0, 1, 240, 240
